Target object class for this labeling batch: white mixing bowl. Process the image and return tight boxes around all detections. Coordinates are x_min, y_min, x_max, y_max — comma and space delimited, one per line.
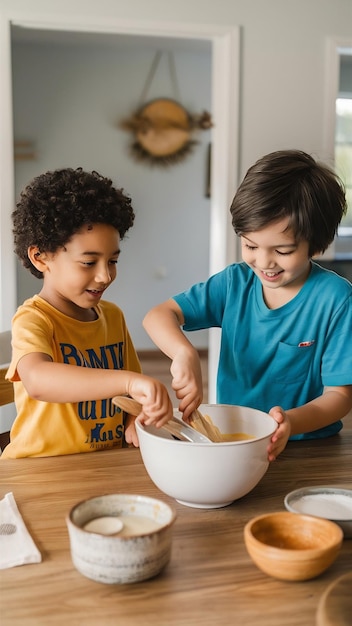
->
136, 404, 277, 509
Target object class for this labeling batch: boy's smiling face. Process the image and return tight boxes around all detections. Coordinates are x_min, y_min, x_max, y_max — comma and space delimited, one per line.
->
240, 217, 311, 306
33, 223, 120, 320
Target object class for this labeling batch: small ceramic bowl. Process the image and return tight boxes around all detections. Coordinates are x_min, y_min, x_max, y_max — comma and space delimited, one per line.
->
66, 494, 176, 584
244, 511, 343, 581
284, 486, 352, 538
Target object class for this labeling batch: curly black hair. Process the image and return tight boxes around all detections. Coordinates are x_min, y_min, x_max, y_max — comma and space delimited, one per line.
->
12, 167, 135, 278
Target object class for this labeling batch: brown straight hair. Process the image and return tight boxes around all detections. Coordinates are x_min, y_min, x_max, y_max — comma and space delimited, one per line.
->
230, 150, 347, 257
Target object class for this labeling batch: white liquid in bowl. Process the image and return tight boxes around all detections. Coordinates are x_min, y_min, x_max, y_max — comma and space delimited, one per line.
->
291, 493, 352, 520
83, 515, 162, 536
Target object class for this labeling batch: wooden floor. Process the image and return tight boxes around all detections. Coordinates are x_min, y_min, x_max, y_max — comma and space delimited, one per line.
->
138, 350, 209, 406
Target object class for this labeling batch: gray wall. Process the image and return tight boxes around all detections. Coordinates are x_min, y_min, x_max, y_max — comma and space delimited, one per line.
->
12, 41, 212, 350
4, 0, 352, 348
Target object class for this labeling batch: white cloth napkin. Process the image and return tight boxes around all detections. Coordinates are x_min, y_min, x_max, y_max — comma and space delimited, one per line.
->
0, 492, 41, 569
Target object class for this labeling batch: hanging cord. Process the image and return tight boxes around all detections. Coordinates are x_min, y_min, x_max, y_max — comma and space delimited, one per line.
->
168, 51, 181, 101
138, 51, 181, 106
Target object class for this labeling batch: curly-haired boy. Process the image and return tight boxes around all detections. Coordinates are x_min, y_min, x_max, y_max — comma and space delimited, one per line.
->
3, 168, 172, 458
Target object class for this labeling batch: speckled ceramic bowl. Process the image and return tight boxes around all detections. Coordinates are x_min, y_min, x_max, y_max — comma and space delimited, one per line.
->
284, 486, 352, 538
66, 494, 176, 584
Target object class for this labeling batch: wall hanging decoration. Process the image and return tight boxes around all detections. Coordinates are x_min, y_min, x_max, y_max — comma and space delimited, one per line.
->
119, 51, 213, 166
14, 140, 37, 161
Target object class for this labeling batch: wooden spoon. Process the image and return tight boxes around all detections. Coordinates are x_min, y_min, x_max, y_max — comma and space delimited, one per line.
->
112, 395, 142, 415
112, 396, 211, 443
189, 408, 224, 442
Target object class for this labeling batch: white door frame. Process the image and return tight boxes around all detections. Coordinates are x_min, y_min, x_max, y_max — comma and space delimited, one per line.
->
0, 11, 240, 402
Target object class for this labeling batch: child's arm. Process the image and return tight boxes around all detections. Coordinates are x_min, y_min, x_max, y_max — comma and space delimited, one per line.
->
287, 385, 352, 435
268, 385, 352, 461
16, 352, 173, 427
143, 299, 203, 419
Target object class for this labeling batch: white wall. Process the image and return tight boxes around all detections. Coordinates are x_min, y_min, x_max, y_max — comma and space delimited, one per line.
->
4, 0, 351, 170
11, 41, 212, 350
2, 0, 352, 350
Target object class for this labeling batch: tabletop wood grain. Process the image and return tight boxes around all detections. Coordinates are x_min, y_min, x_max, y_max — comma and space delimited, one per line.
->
1, 430, 352, 626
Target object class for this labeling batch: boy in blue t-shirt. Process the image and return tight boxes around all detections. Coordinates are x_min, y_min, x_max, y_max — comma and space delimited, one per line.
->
143, 150, 352, 461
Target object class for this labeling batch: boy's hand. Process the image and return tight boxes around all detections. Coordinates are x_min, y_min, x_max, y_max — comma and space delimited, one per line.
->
170, 349, 203, 420
267, 406, 291, 461
124, 416, 139, 447
127, 375, 173, 427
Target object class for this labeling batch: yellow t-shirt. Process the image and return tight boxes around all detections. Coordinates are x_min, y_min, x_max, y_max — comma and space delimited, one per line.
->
2, 296, 141, 458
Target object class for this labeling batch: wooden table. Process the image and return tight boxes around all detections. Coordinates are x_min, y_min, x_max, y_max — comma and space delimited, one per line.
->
1, 431, 352, 626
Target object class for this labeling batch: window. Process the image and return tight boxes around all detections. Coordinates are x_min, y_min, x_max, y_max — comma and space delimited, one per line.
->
335, 51, 352, 257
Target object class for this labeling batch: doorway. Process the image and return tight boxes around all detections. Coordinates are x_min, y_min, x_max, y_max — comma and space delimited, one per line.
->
0, 13, 240, 401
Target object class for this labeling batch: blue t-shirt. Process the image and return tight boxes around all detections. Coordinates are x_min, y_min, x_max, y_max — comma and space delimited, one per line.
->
173, 262, 352, 440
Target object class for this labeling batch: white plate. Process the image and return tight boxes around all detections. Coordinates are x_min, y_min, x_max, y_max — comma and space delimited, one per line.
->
284, 486, 352, 538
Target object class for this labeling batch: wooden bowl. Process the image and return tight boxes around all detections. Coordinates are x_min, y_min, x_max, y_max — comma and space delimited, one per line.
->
244, 511, 343, 581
